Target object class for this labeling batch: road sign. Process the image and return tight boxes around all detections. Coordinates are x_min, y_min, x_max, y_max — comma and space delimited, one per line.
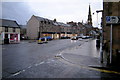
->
106, 16, 119, 24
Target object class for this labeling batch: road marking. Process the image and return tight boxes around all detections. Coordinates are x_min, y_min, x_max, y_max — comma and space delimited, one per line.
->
28, 66, 32, 68
35, 61, 44, 66
10, 69, 25, 77
9, 61, 45, 77
11, 71, 22, 77
89, 67, 120, 75
58, 55, 120, 75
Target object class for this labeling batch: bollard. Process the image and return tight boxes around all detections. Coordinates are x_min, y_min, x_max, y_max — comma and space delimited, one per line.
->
38, 38, 43, 44
44, 37, 48, 43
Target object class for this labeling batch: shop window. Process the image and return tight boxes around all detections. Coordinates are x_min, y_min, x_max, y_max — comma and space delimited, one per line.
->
5, 27, 8, 32
13, 28, 16, 32
5, 34, 8, 38
10, 34, 14, 40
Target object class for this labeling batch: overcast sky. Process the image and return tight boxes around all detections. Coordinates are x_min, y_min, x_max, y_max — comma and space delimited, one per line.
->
2, 0, 103, 27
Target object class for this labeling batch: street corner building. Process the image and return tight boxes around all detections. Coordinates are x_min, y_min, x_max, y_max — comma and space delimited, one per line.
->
27, 15, 74, 40
0, 19, 20, 44
102, 1, 120, 66
26, 15, 96, 40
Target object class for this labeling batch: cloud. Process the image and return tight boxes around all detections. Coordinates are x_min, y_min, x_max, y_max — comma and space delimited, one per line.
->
2, 0, 103, 27
2, 2, 33, 24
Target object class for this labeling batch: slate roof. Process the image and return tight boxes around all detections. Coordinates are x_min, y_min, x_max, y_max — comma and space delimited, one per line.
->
34, 15, 70, 27
0, 19, 20, 28
19, 25, 26, 28
84, 24, 93, 28
53, 22, 71, 27
34, 15, 53, 24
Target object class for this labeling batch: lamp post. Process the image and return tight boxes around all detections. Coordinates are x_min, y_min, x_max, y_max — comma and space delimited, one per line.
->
96, 10, 103, 63
38, 21, 43, 40
38, 21, 40, 40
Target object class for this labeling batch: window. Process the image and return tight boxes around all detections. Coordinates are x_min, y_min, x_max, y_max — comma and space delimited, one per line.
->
5, 27, 8, 32
48, 21, 50, 24
41, 21, 43, 23
44, 21, 46, 24
13, 28, 15, 32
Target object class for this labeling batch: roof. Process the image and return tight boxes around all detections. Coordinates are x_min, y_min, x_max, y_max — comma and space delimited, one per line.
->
33, 15, 70, 27
0, 19, 19, 28
19, 25, 26, 28
34, 15, 53, 23
34, 15, 46, 21
53, 22, 71, 27
84, 24, 93, 28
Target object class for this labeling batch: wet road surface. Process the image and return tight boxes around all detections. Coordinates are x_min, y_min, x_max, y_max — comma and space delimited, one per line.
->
2, 39, 120, 78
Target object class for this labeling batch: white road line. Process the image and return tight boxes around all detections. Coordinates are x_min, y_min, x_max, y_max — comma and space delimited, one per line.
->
35, 61, 44, 66
27, 66, 32, 68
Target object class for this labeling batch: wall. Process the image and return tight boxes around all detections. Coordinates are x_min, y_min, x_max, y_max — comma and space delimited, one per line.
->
27, 16, 39, 39
103, 2, 120, 65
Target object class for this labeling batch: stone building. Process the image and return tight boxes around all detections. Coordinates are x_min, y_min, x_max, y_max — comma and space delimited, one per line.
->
19, 25, 27, 40
27, 15, 54, 39
0, 19, 20, 44
67, 21, 79, 36
27, 15, 95, 40
103, 1, 120, 66
83, 24, 93, 36
27, 15, 72, 40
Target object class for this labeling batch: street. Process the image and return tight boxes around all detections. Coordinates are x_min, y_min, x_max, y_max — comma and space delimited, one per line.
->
2, 39, 120, 78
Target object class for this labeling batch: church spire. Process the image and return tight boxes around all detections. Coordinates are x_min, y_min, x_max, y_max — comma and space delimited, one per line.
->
87, 4, 92, 26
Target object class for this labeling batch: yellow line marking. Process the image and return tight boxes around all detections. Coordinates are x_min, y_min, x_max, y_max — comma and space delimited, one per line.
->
89, 67, 120, 75
59, 58, 120, 75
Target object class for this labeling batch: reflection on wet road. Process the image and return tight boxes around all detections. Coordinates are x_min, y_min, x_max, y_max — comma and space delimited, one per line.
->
2, 39, 120, 78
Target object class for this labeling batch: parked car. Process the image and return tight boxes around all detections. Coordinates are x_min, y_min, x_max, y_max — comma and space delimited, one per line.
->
82, 36, 88, 39
45, 36, 53, 40
41, 36, 53, 41
61, 36, 70, 39
71, 36, 78, 40
76, 36, 82, 38
82, 36, 92, 39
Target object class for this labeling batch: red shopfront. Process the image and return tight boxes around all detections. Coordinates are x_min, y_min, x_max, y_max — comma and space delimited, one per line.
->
3, 32, 20, 44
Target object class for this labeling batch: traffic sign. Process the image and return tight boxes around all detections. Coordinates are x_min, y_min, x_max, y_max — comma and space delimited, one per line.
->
106, 16, 119, 24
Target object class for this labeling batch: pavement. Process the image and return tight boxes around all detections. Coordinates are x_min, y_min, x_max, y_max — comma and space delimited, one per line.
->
2, 39, 120, 78
57, 39, 120, 76
59, 39, 101, 67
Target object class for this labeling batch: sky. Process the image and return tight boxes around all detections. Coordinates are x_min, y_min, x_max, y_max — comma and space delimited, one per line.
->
1, 0, 103, 28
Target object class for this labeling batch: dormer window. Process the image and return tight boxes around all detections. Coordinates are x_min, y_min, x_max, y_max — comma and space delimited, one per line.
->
41, 21, 43, 23
44, 21, 46, 24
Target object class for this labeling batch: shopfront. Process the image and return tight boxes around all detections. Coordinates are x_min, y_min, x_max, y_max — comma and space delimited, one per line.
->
1, 32, 20, 44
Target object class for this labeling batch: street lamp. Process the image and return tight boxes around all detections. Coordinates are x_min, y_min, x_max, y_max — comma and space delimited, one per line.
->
96, 10, 103, 63
38, 21, 43, 40
38, 21, 40, 40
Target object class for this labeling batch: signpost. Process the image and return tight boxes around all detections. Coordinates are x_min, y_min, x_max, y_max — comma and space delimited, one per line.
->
106, 16, 120, 64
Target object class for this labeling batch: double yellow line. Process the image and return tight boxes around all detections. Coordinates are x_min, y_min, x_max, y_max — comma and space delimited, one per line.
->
88, 66, 120, 75
58, 58, 120, 75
